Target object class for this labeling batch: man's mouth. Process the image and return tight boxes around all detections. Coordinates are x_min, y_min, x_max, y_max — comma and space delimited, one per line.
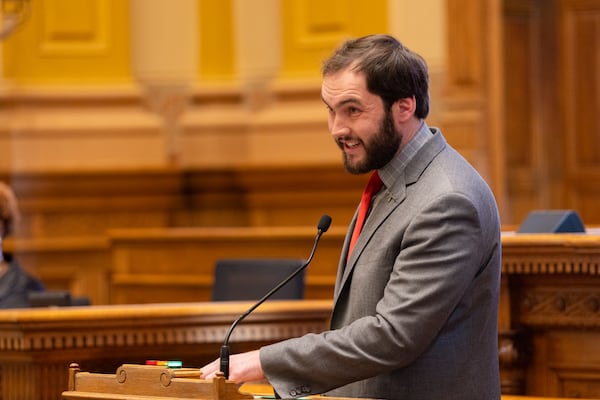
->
338, 138, 361, 150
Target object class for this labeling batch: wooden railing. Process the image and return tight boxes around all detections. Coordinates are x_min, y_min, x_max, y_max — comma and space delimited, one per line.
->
0, 300, 332, 400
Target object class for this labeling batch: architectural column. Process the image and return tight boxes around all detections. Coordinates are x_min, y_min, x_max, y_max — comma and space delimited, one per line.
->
233, 0, 281, 110
129, 0, 198, 164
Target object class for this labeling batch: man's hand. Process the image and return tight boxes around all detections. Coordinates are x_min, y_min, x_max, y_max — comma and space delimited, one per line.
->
201, 349, 265, 384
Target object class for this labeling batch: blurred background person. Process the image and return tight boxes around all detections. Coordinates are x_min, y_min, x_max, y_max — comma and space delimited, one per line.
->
0, 181, 45, 308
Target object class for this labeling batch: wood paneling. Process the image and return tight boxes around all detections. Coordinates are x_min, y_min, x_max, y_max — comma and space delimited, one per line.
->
502, 0, 545, 222
7, 236, 110, 304
446, 0, 485, 92
108, 226, 346, 304
443, 0, 506, 220
0, 89, 166, 170
6, 168, 185, 238
2, 165, 363, 305
562, 0, 600, 222
4, 165, 364, 238
503, 0, 600, 226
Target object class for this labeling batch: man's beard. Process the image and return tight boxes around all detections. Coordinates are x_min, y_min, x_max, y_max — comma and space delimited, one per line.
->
342, 109, 402, 174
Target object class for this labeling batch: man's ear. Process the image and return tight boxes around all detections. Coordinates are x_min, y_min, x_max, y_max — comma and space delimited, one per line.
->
392, 96, 417, 123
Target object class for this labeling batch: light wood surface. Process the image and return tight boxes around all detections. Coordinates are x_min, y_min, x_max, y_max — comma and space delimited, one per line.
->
108, 225, 347, 304
0, 300, 332, 400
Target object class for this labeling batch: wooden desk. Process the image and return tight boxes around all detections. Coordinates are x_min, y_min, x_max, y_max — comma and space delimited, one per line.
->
503, 397, 597, 400
109, 228, 600, 397
9, 226, 600, 398
62, 363, 594, 400
242, 385, 596, 400
108, 226, 347, 303
0, 300, 332, 400
500, 232, 600, 398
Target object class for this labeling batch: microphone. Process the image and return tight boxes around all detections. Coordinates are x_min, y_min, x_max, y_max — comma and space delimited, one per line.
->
219, 214, 332, 380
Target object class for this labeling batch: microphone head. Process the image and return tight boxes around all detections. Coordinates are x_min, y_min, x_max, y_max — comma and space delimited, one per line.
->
318, 214, 332, 233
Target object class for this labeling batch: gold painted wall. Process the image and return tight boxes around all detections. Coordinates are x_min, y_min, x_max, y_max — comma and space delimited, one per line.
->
2, 0, 389, 85
198, 0, 235, 81
4, 1, 497, 211
280, 0, 388, 78
3, 0, 131, 85
0, 0, 395, 174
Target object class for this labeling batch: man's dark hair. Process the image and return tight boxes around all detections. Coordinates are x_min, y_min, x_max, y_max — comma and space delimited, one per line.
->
322, 34, 430, 119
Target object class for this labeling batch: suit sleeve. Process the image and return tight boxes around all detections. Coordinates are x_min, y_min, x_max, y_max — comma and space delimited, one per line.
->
260, 192, 490, 396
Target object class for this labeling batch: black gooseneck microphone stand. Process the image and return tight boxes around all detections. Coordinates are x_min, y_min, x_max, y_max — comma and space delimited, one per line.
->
219, 214, 332, 388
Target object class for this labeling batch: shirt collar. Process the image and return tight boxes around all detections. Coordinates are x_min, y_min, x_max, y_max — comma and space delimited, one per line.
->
378, 121, 431, 187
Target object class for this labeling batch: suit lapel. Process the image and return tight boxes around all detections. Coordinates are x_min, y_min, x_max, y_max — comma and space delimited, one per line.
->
333, 130, 447, 306
338, 184, 403, 289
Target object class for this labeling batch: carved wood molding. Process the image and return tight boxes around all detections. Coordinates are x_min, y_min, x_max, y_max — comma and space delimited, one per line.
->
518, 287, 600, 328
0, 321, 327, 352
502, 233, 600, 276
502, 234, 600, 328
0, 301, 332, 352
503, 256, 600, 275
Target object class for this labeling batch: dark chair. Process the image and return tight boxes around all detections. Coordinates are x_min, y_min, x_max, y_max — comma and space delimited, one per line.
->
27, 291, 91, 307
27, 291, 72, 307
517, 209, 585, 233
211, 258, 306, 301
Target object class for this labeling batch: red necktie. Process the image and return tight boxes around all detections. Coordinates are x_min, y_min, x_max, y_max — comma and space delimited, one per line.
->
348, 171, 383, 259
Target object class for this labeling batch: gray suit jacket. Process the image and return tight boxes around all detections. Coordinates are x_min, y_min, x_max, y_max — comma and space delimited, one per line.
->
261, 128, 501, 400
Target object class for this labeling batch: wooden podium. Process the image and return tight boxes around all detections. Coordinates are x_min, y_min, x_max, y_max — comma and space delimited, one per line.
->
62, 363, 374, 400
62, 363, 254, 400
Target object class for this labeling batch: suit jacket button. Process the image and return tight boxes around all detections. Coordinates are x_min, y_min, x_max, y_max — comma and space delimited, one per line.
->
289, 389, 297, 396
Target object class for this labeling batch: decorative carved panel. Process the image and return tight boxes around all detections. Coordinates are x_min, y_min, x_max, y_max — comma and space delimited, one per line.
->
39, 0, 110, 55
280, 0, 387, 78
502, 232, 600, 397
3, 0, 130, 83
518, 286, 600, 327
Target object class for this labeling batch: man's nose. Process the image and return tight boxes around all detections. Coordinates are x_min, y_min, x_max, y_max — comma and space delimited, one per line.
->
329, 115, 349, 138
